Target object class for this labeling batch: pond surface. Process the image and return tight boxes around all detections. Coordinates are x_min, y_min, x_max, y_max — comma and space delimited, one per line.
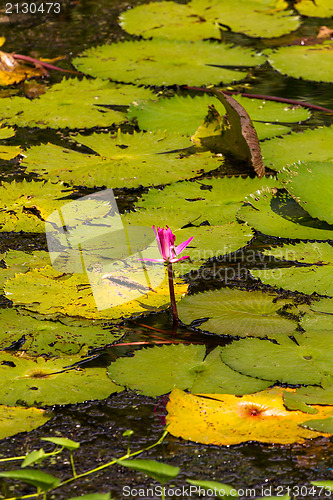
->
1, 0, 333, 499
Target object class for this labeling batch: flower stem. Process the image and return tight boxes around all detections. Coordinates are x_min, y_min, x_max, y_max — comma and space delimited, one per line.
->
167, 262, 178, 330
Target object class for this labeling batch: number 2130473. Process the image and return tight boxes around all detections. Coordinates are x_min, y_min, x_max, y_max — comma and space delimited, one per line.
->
5, 3, 61, 14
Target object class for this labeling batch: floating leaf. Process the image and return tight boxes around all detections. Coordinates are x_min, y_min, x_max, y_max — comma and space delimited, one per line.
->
300, 298, 333, 331
166, 388, 333, 445
0, 405, 51, 440
73, 39, 265, 87
22, 131, 221, 189
262, 126, 333, 172
0, 250, 51, 292
252, 242, 333, 295
301, 418, 333, 433
278, 160, 333, 224
0, 469, 60, 492
108, 344, 206, 397
295, 0, 333, 17
120, 0, 300, 40
0, 126, 16, 139
221, 332, 333, 385
0, 351, 122, 406
283, 376, 333, 412
178, 288, 297, 338
0, 308, 124, 355
125, 176, 278, 228
128, 93, 307, 138
266, 41, 333, 83
116, 459, 179, 485
5, 264, 188, 321
0, 145, 21, 160
237, 187, 333, 240
0, 180, 73, 232
2, 77, 154, 129
120, 1, 220, 41
107, 344, 270, 397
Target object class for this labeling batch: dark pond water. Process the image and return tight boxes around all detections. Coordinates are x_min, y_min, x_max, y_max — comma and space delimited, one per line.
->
1, 0, 333, 499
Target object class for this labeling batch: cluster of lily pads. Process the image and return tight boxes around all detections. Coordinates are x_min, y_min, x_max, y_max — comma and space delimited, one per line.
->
0, 0, 332, 447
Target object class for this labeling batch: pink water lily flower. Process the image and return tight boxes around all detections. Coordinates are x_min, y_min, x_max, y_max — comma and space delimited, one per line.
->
146, 226, 193, 263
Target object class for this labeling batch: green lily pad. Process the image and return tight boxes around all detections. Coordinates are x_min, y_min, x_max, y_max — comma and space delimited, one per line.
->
120, 1, 221, 41
0, 308, 124, 355
261, 126, 333, 172
190, 347, 271, 395
2, 77, 154, 129
252, 242, 333, 295
0, 351, 122, 406
22, 131, 221, 189
300, 417, 333, 433
266, 41, 333, 83
278, 160, 333, 224
0, 145, 21, 160
73, 39, 265, 87
128, 94, 308, 137
221, 332, 333, 385
0, 250, 51, 292
0, 126, 16, 139
0, 180, 73, 232
107, 344, 271, 397
0, 405, 51, 440
120, 0, 300, 40
4, 264, 188, 321
300, 300, 333, 331
294, 0, 333, 17
125, 176, 279, 228
284, 375, 333, 411
178, 288, 297, 338
237, 187, 333, 240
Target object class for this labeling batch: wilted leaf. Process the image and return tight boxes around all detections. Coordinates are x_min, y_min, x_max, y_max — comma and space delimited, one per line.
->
193, 91, 265, 177
0, 50, 45, 85
166, 388, 333, 445
0, 405, 51, 440
128, 93, 308, 138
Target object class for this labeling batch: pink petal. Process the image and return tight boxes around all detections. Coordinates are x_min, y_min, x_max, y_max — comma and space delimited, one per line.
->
175, 236, 193, 255
170, 255, 190, 263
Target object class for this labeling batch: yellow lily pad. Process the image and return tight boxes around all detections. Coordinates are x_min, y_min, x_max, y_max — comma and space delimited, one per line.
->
0, 405, 51, 439
166, 388, 333, 445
